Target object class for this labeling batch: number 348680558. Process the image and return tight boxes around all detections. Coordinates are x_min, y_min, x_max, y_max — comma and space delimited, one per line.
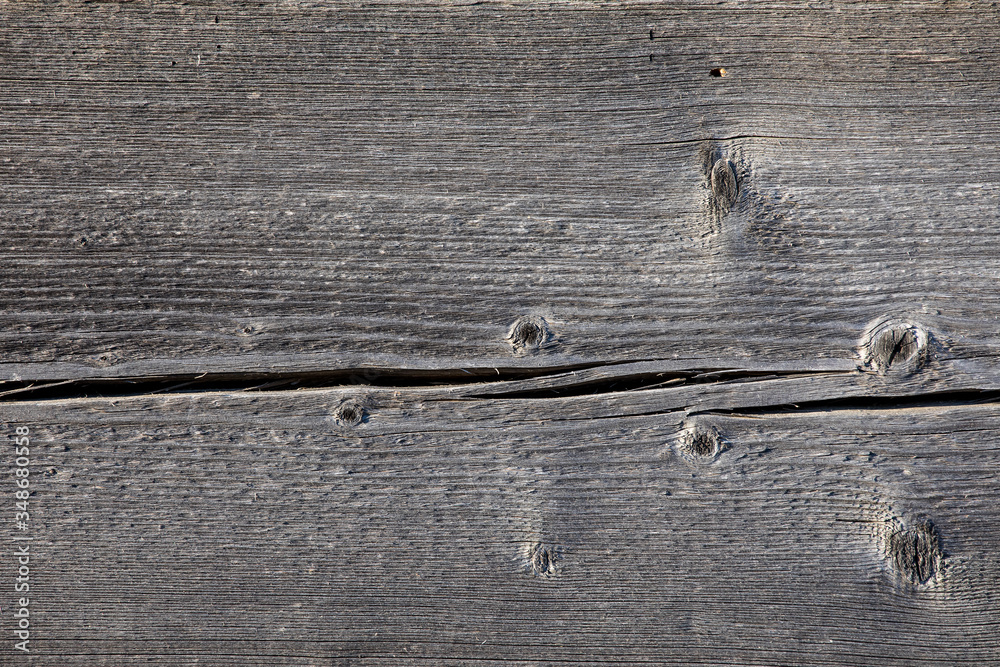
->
14, 426, 30, 506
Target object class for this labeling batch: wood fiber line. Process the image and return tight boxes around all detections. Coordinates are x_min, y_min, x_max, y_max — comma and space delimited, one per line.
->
1, 390, 999, 665
0, 2, 998, 381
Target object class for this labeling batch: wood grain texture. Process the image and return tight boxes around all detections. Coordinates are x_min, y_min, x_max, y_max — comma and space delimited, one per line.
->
1, 1, 999, 381
3, 2, 1000, 665
2, 387, 1000, 665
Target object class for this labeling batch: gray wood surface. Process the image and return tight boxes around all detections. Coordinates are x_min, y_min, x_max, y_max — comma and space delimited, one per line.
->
1, 1, 998, 383
2, 388, 1000, 665
2, 2, 1000, 665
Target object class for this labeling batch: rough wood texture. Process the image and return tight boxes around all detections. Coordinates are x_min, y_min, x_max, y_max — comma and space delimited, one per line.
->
1, 1, 998, 382
2, 388, 1000, 665
3, 2, 1000, 665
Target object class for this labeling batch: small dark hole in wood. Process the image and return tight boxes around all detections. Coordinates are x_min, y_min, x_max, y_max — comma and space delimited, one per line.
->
709, 67, 727, 77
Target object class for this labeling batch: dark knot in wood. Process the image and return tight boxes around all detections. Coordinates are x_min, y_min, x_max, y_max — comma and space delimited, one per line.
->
526, 542, 562, 578
889, 519, 942, 584
710, 159, 738, 213
861, 318, 929, 374
506, 316, 549, 354
333, 400, 366, 427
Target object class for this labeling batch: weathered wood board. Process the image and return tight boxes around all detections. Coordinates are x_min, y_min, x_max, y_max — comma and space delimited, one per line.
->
2, 388, 1000, 665
1, 1, 999, 382
3, 1, 1000, 665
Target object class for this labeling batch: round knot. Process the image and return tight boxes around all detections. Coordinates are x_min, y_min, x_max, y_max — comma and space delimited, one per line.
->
333, 400, 366, 427
506, 316, 549, 354
860, 318, 929, 374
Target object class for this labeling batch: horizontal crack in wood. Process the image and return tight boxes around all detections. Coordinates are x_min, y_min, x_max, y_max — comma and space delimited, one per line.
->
1, 363, 996, 416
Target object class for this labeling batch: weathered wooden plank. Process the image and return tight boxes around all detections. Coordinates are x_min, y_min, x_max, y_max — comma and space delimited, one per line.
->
3, 4, 999, 666
2, 387, 999, 665
1, 1, 999, 381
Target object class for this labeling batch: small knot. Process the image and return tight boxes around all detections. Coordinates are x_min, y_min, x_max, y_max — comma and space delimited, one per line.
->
710, 158, 739, 213
333, 400, 366, 427
678, 423, 726, 461
860, 318, 929, 374
525, 542, 562, 578
506, 316, 549, 354
888, 519, 942, 584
